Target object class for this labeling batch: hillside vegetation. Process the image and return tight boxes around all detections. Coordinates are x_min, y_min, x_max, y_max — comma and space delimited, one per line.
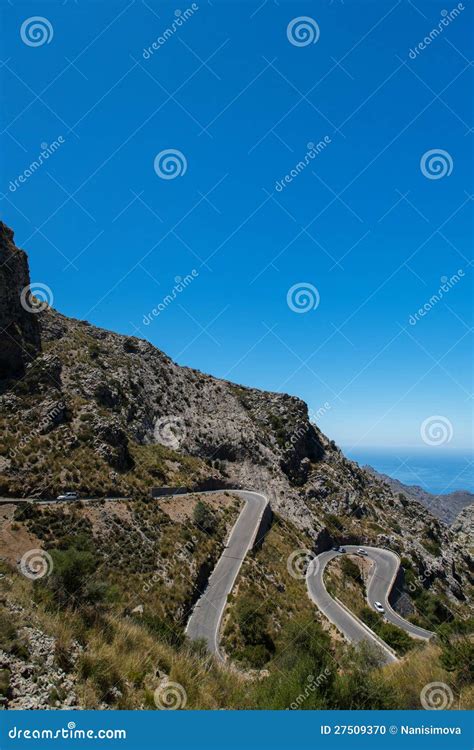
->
1, 500, 472, 710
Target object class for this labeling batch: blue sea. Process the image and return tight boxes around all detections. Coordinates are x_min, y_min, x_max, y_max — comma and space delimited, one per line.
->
343, 448, 474, 496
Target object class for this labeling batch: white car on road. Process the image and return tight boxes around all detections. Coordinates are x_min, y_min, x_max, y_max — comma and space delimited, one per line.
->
357, 548, 368, 556
374, 601, 385, 614
56, 491, 79, 501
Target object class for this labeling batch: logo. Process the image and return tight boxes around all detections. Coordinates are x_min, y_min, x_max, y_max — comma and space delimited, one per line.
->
287, 283, 320, 313
287, 17, 320, 47
20, 283, 53, 314
154, 416, 186, 449
20, 17, 54, 47
154, 149, 187, 179
154, 680, 187, 710
420, 149, 453, 180
287, 549, 315, 579
420, 416, 453, 446
420, 682, 454, 710
20, 549, 53, 580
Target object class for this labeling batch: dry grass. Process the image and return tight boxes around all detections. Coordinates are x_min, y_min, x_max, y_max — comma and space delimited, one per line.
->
384, 643, 469, 709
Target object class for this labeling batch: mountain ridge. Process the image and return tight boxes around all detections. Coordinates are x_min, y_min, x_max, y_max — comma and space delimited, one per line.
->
0, 222, 471, 612
363, 466, 473, 525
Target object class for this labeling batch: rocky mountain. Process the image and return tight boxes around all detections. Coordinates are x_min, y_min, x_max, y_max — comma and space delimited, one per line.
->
364, 467, 474, 525
0, 221, 472, 619
0, 223, 40, 380
451, 504, 474, 549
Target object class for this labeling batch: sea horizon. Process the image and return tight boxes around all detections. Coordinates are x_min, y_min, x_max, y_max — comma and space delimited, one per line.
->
343, 446, 474, 496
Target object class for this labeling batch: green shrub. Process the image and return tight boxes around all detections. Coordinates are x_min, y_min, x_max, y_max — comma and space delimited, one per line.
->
377, 623, 413, 655
360, 606, 413, 655
236, 643, 272, 669
440, 635, 474, 683
250, 619, 334, 708
138, 612, 184, 647
340, 557, 362, 583
233, 595, 275, 666
0, 611, 29, 660
47, 546, 99, 606
193, 501, 216, 535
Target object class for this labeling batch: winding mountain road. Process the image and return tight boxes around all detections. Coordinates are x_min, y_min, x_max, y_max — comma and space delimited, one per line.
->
306, 545, 433, 663
9, 492, 433, 662
362, 546, 433, 640
185, 490, 268, 658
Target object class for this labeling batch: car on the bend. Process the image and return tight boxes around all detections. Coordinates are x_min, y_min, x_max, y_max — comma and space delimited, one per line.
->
374, 601, 385, 614
56, 491, 79, 501
357, 548, 368, 556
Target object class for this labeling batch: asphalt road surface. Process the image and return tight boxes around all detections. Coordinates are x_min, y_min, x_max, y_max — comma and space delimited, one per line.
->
185, 490, 268, 658
306, 551, 398, 664
307, 545, 433, 663
363, 546, 433, 639
0, 497, 128, 505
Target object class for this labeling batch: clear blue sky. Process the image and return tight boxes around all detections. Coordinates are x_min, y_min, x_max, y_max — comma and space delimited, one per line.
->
1, 0, 473, 452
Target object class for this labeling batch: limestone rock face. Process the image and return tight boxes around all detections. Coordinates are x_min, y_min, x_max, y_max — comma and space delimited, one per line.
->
0, 223, 41, 381
451, 504, 474, 549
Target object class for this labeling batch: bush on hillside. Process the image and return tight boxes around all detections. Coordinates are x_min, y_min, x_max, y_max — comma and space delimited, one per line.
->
45, 546, 102, 608
193, 500, 216, 535
340, 556, 362, 583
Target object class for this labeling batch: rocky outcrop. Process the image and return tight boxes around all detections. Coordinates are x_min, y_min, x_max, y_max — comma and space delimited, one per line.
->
0, 223, 41, 382
451, 504, 474, 549
0, 602, 81, 710
94, 418, 135, 472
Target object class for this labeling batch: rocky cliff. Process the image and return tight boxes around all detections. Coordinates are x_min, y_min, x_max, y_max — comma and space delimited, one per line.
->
0, 224, 41, 381
451, 504, 474, 549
